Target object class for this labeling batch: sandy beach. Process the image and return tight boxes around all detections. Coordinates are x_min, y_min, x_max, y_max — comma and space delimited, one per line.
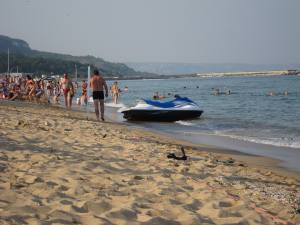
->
0, 101, 299, 225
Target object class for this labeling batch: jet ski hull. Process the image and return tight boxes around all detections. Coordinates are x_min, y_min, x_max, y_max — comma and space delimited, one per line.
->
122, 109, 203, 122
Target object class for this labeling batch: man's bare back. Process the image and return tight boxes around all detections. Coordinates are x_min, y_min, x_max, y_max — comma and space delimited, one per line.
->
90, 70, 108, 121
91, 75, 106, 91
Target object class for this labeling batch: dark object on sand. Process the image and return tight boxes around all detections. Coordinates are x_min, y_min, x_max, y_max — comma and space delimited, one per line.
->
167, 147, 187, 160
121, 96, 203, 122
216, 158, 235, 165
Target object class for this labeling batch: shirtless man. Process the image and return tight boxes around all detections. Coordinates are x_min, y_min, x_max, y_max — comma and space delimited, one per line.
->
90, 69, 108, 121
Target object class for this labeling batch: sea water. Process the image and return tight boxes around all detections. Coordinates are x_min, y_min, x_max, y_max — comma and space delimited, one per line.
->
77, 75, 300, 170
109, 75, 300, 149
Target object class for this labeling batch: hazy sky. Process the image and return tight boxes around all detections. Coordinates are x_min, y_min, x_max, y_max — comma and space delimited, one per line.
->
1, 0, 300, 64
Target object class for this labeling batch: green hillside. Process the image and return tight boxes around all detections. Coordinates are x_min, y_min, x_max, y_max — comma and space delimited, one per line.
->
0, 53, 96, 77
0, 35, 154, 78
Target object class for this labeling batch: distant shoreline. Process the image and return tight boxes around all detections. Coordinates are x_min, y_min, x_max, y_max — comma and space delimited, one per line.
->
195, 70, 298, 77
105, 70, 299, 81
2, 69, 298, 81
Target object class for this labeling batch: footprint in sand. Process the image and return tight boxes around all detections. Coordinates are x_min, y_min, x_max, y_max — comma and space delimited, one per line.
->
218, 209, 243, 218
141, 217, 181, 225
0, 162, 7, 172
31, 196, 43, 206
46, 181, 59, 188
169, 199, 182, 205
71, 204, 89, 213
106, 208, 137, 221
57, 185, 69, 192
1, 215, 30, 225
183, 199, 203, 212
194, 215, 216, 225
60, 200, 73, 205
47, 210, 80, 224
218, 201, 233, 208
83, 200, 112, 215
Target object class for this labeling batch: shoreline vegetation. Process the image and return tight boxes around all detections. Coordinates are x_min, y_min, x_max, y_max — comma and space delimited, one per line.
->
0, 35, 155, 79
0, 100, 299, 224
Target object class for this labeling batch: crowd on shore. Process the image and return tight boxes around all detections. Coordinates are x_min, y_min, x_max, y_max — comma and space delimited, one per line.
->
0, 73, 122, 107
0, 74, 64, 103
0, 71, 124, 122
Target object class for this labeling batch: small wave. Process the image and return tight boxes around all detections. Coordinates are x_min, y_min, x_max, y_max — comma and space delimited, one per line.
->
235, 136, 300, 149
180, 131, 300, 149
117, 107, 128, 113
175, 120, 196, 126
215, 132, 300, 149
105, 102, 126, 108
88, 97, 93, 103
142, 78, 165, 81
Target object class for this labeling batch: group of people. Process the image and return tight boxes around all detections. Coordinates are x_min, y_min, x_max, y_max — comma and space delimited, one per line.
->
0, 75, 59, 102
212, 88, 231, 96
0, 69, 123, 122
267, 91, 288, 96
153, 92, 167, 100
0, 73, 79, 108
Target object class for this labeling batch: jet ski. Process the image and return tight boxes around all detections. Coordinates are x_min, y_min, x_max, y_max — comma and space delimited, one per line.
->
121, 95, 203, 122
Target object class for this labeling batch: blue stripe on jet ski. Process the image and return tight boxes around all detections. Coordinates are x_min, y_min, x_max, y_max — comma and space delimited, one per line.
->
143, 97, 196, 108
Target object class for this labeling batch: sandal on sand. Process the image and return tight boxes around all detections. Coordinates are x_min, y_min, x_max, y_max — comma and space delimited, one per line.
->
167, 147, 187, 160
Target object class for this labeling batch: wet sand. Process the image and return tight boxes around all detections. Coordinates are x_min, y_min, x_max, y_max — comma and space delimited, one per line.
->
0, 100, 299, 224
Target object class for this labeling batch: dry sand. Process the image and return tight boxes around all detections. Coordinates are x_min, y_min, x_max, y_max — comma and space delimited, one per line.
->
0, 101, 299, 225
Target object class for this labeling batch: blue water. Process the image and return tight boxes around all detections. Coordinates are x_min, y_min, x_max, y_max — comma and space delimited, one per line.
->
104, 75, 300, 149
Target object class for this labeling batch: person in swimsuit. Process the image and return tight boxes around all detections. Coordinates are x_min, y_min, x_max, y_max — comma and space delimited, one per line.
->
8, 84, 21, 101
80, 80, 88, 105
61, 73, 74, 109
35, 80, 44, 99
111, 81, 120, 104
26, 78, 36, 101
90, 69, 108, 121
25, 75, 34, 95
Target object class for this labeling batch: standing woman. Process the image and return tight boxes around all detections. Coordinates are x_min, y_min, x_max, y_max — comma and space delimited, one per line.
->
26, 76, 36, 101
61, 73, 74, 109
111, 81, 120, 104
80, 80, 88, 105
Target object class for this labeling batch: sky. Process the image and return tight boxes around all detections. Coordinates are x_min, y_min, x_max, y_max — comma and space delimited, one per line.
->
1, 0, 300, 64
